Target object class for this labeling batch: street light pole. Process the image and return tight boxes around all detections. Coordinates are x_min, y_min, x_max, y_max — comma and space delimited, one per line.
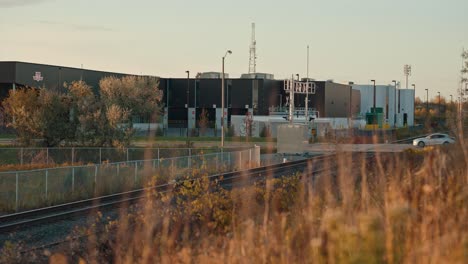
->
371, 80, 376, 110
438, 91, 441, 124
425, 89, 429, 116
221, 50, 232, 148
371, 80, 376, 128
412, 84, 416, 126
186, 71, 190, 138
392, 80, 397, 127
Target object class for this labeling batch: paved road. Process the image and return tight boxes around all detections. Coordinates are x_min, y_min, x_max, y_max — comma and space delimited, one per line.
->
305, 143, 415, 153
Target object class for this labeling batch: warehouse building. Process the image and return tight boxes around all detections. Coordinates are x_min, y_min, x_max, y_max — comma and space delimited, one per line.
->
0, 61, 414, 136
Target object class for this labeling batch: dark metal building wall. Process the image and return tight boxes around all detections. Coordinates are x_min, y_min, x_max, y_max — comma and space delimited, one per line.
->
13, 62, 127, 93
0, 62, 16, 83
197, 79, 223, 108
165, 78, 196, 108
324, 82, 351, 118
352, 89, 361, 117
262, 79, 282, 112
0, 83, 13, 103
230, 79, 253, 109
167, 108, 188, 128
308, 82, 326, 117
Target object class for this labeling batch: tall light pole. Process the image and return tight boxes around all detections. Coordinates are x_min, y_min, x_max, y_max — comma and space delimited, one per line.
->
412, 84, 416, 126
185, 70, 190, 138
371, 80, 376, 128
371, 80, 376, 111
392, 80, 397, 127
348, 81, 354, 126
404, 64, 411, 89
425, 89, 429, 115
450, 95, 453, 113
296, 74, 300, 118
221, 50, 232, 148
438, 91, 441, 124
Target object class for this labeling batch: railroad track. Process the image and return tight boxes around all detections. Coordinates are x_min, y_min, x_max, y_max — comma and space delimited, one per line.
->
0, 153, 339, 235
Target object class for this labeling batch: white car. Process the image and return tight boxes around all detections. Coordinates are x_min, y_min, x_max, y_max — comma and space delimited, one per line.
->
413, 133, 455, 148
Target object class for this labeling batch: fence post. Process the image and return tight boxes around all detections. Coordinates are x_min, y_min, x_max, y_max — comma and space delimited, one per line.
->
45, 170, 48, 201
126, 148, 129, 162
99, 148, 102, 164
72, 167, 75, 193
20, 148, 24, 165
46, 148, 49, 165
134, 162, 138, 187
94, 165, 98, 195
71, 147, 75, 165
171, 159, 174, 178
188, 148, 192, 168
221, 148, 224, 168
249, 149, 252, 168
15, 172, 19, 212
157, 148, 160, 160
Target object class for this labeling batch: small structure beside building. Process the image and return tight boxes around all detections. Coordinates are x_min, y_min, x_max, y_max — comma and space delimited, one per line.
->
277, 124, 308, 154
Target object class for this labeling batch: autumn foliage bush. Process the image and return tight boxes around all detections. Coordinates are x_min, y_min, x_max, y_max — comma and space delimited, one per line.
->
2, 145, 467, 263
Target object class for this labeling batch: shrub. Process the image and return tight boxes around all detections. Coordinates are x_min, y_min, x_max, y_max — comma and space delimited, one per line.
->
155, 126, 164, 136
226, 124, 235, 137
259, 125, 271, 138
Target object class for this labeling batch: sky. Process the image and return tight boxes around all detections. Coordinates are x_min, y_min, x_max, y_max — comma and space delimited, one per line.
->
1, 0, 467, 100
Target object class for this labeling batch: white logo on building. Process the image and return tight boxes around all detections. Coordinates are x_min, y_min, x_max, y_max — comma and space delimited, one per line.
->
33, 72, 44, 82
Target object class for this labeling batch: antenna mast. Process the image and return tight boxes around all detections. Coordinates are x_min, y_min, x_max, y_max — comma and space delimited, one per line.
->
404, 64, 412, 89
248, 23, 257, 74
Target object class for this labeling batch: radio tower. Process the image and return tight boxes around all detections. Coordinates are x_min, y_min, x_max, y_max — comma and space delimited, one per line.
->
248, 23, 257, 74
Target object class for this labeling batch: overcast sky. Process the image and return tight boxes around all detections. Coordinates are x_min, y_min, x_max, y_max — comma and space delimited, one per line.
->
1, 0, 467, 99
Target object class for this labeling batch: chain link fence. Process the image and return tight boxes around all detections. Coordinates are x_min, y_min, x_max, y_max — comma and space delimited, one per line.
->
0, 147, 229, 166
0, 147, 260, 214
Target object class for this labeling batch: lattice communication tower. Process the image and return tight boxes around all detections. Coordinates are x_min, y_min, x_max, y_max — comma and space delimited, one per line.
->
248, 23, 257, 74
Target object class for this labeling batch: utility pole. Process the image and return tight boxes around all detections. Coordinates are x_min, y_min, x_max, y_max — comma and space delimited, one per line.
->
185, 70, 190, 138
221, 50, 232, 148
306, 45, 309, 124
392, 80, 397, 127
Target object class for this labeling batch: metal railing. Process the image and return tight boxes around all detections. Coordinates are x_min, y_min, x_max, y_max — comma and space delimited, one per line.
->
0, 148, 260, 213
0, 147, 229, 166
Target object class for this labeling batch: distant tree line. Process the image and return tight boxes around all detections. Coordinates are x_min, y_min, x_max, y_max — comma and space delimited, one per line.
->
2, 76, 163, 147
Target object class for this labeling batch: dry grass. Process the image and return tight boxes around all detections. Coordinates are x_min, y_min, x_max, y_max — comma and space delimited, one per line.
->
3, 143, 468, 263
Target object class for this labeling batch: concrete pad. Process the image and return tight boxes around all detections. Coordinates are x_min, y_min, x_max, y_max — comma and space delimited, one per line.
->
305, 143, 415, 153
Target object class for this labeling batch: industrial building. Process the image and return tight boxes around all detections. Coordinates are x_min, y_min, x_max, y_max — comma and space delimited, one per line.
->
0, 61, 415, 136
352, 84, 415, 127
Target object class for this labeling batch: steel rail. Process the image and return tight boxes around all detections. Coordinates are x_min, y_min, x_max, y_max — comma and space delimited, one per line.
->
0, 154, 336, 233
17, 152, 378, 254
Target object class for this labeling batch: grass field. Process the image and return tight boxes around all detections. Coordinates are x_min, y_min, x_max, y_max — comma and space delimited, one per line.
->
13, 144, 463, 263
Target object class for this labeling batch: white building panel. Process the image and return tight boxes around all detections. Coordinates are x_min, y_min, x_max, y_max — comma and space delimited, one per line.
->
397, 89, 415, 126
352, 84, 399, 127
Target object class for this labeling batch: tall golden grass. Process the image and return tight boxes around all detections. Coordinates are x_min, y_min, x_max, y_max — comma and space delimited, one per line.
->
2, 143, 467, 263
